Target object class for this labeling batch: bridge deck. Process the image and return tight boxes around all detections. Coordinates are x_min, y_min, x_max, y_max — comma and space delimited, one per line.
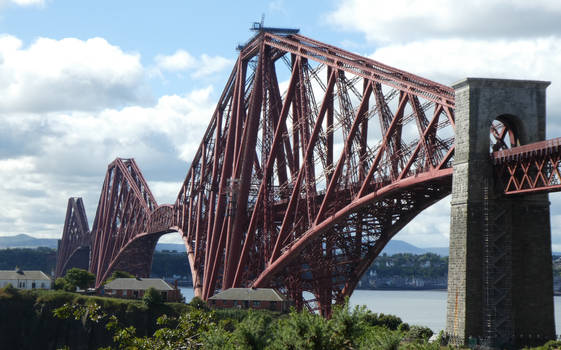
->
493, 137, 561, 194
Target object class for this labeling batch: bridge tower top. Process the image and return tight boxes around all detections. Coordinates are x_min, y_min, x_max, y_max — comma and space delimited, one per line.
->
452, 78, 550, 164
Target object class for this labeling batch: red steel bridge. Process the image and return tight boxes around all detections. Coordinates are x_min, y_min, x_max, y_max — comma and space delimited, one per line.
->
55, 31, 561, 321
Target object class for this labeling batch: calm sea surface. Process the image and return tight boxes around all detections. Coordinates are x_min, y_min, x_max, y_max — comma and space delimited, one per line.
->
179, 287, 561, 334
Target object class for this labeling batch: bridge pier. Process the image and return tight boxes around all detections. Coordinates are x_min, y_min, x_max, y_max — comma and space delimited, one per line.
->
446, 78, 554, 348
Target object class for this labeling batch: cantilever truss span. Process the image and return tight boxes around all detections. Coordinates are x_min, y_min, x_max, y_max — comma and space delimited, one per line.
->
174, 32, 456, 314
57, 32, 458, 315
55, 197, 91, 278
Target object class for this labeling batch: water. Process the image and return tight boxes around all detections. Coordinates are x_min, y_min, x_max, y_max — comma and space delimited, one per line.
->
179, 287, 561, 334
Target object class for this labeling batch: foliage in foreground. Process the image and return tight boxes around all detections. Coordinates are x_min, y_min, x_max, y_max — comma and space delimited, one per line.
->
524, 340, 561, 350
54, 267, 96, 292
0, 285, 191, 349
53, 297, 442, 350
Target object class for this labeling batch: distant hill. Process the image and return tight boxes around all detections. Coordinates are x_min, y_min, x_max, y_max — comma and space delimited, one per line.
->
0, 234, 58, 249
155, 240, 451, 256
0, 234, 452, 256
380, 240, 449, 256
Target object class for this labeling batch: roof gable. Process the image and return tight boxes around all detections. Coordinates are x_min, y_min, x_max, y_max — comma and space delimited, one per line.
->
209, 288, 287, 302
104, 278, 175, 291
0, 270, 51, 280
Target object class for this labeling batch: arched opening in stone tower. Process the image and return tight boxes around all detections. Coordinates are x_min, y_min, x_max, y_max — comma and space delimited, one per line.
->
490, 116, 520, 152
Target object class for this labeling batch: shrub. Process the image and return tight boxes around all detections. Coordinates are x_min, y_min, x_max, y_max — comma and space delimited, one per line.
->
64, 268, 95, 290
54, 277, 75, 292
358, 329, 403, 350
189, 296, 209, 310
406, 325, 433, 340
143, 287, 163, 307
398, 322, 410, 332
524, 339, 561, 350
364, 312, 404, 330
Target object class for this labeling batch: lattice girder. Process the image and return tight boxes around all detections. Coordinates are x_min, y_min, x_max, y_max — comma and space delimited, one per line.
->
176, 32, 456, 309
89, 158, 158, 286
55, 197, 91, 278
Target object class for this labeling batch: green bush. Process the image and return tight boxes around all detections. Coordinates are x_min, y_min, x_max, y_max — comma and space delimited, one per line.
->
143, 287, 163, 307
358, 329, 403, 350
54, 268, 95, 292
64, 268, 95, 290
189, 296, 209, 310
398, 322, 410, 332
364, 312, 404, 330
0, 283, 17, 297
524, 339, 561, 350
406, 325, 434, 340
268, 308, 333, 350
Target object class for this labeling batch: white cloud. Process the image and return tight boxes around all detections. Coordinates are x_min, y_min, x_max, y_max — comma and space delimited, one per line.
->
396, 196, 451, 248
0, 33, 230, 240
10, 0, 44, 5
192, 54, 232, 78
0, 0, 44, 7
155, 50, 196, 72
370, 37, 561, 125
328, 0, 561, 43
0, 87, 216, 239
153, 50, 233, 78
0, 35, 149, 112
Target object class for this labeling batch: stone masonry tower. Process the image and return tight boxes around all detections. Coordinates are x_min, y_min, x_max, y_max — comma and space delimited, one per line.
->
446, 78, 554, 348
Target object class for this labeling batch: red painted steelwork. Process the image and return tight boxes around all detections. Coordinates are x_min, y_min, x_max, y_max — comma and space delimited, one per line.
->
174, 32, 456, 314
55, 197, 91, 278
493, 137, 561, 194
62, 32, 459, 311
89, 158, 159, 286
60, 31, 561, 315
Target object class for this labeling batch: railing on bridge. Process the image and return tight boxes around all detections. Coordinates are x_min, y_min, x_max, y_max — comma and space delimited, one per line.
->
493, 137, 561, 194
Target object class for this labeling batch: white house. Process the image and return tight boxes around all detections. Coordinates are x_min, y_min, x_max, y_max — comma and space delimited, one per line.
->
0, 267, 51, 289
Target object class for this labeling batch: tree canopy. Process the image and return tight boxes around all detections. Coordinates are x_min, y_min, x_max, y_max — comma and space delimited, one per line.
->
54, 268, 95, 291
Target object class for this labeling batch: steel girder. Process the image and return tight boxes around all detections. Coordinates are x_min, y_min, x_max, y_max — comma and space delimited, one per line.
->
55, 197, 91, 278
89, 158, 159, 287
493, 137, 561, 194
175, 32, 456, 313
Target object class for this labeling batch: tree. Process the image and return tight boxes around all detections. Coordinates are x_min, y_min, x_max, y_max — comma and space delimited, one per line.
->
63, 268, 95, 290
143, 287, 163, 307
54, 277, 75, 292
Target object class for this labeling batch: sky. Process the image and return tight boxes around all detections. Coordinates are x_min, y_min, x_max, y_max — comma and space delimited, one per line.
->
1, 0, 561, 249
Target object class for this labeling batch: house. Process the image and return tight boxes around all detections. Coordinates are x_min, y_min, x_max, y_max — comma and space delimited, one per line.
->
0, 267, 51, 289
208, 288, 289, 312
102, 277, 182, 302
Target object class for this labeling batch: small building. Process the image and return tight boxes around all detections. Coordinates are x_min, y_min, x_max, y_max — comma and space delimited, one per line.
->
103, 278, 181, 302
0, 267, 51, 289
208, 288, 289, 312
